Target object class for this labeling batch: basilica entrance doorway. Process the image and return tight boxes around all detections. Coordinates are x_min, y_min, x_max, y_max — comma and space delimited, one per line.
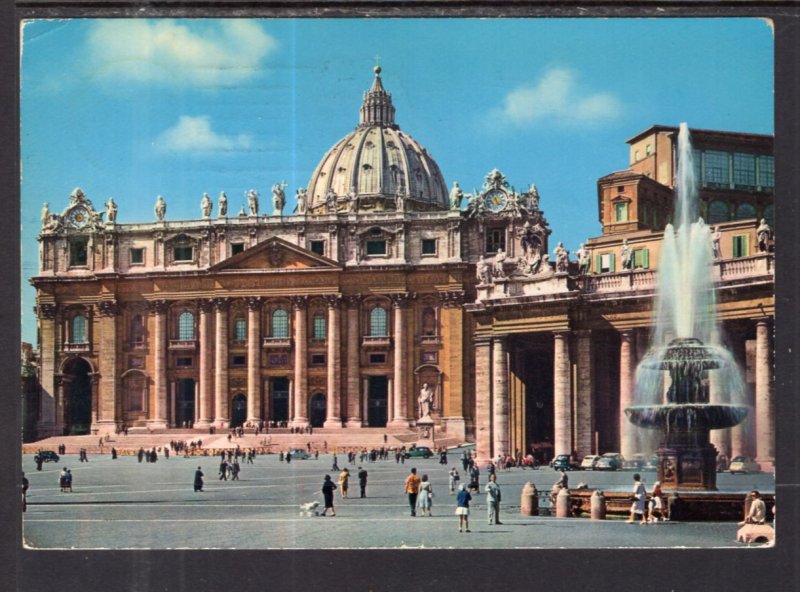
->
175, 378, 195, 428
271, 377, 289, 422
367, 376, 388, 427
62, 358, 92, 435
310, 393, 326, 428
230, 393, 246, 428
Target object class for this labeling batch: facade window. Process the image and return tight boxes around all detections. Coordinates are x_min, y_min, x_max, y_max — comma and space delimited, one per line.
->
69, 237, 88, 267
369, 307, 388, 337
614, 202, 628, 223
313, 315, 327, 340
173, 244, 193, 262
71, 315, 88, 343
421, 239, 437, 256
735, 202, 757, 221
632, 248, 650, 269
231, 243, 245, 256
732, 235, 749, 258
733, 153, 757, 188
178, 312, 195, 340
369, 353, 387, 364
485, 229, 505, 254
596, 253, 615, 273
366, 240, 387, 256
268, 353, 289, 366
131, 315, 145, 344
645, 144, 652, 156
634, 150, 640, 161
231, 355, 246, 367
310, 240, 325, 256
130, 248, 144, 265
234, 318, 246, 341
703, 150, 730, 186
693, 149, 702, 183
708, 200, 729, 224
272, 309, 289, 338
176, 357, 193, 368
758, 155, 774, 188
421, 307, 437, 336
763, 204, 774, 227
310, 353, 326, 366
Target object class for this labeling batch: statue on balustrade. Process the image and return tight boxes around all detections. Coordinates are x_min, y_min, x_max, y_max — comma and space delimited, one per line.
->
554, 242, 569, 273
493, 248, 508, 279
476, 255, 492, 284
154, 196, 167, 221
756, 219, 773, 253
576, 242, 590, 275
711, 226, 722, 259
620, 239, 632, 270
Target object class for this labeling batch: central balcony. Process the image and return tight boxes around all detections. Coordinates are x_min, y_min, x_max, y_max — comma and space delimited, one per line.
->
362, 335, 392, 348
262, 337, 292, 348
63, 342, 91, 353
168, 340, 197, 351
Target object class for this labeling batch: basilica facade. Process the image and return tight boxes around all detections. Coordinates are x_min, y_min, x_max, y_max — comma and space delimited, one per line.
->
30, 69, 775, 471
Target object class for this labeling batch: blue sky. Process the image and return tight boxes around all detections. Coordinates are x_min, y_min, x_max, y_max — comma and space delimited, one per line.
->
20, 18, 774, 344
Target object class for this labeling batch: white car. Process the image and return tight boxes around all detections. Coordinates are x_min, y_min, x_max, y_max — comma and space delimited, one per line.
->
729, 456, 761, 474
580, 455, 600, 470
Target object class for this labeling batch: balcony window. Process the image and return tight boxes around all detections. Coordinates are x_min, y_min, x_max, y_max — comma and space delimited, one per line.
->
234, 318, 247, 341
485, 229, 505, 254
272, 309, 289, 338
369, 307, 388, 337
69, 237, 88, 267
71, 315, 88, 343
732, 235, 749, 258
178, 312, 195, 340
313, 315, 327, 340
614, 202, 628, 223
632, 248, 650, 269
596, 253, 615, 273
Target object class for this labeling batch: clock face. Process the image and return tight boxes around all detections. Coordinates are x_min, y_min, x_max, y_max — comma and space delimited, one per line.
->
67, 206, 90, 229
484, 189, 508, 212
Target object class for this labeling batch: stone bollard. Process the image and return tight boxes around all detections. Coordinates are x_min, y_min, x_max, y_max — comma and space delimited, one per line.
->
590, 490, 606, 520
520, 482, 539, 516
556, 487, 571, 518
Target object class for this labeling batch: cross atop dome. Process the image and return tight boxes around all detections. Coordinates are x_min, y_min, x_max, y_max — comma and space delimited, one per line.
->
360, 66, 396, 128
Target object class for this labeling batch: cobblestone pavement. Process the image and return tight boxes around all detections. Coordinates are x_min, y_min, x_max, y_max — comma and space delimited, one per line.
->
22, 451, 775, 549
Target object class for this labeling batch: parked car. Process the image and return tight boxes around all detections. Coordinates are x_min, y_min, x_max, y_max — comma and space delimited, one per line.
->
404, 446, 433, 459
729, 456, 761, 474
594, 453, 624, 471
622, 453, 646, 471
550, 454, 579, 471
579, 455, 601, 470
287, 449, 311, 460
644, 455, 659, 471
34, 450, 60, 463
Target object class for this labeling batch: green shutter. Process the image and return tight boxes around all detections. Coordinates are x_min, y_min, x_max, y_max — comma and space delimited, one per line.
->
595, 255, 602, 274
642, 248, 649, 269
609, 253, 616, 272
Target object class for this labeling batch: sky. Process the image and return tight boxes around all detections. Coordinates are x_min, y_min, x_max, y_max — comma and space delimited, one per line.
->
20, 18, 774, 344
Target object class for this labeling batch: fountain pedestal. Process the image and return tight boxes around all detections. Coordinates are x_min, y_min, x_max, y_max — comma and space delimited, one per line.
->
658, 444, 718, 491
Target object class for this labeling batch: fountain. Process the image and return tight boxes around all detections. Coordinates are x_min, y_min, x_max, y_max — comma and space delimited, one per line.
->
624, 123, 747, 491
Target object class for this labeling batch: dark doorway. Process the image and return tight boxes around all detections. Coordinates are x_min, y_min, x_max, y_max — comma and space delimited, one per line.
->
519, 341, 554, 464
271, 377, 289, 422
367, 376, 388, 427
176, 378, 195, 428
230, 393, 247, 428
310, 393, 326, 428
63, 358, 92, 435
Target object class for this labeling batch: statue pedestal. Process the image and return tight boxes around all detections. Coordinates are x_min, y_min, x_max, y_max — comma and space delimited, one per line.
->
416, 415, 435, 446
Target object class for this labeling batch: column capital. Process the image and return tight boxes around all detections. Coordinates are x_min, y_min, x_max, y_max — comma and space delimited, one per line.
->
36, 303, 58, 320
618, 328, 635, 341
344, 294, 362, 308
290, 295, 308, 310
438, 290, 466, 308
324, 294, 343, 309
246, 296, 263, 311
146, 299, 168, 314
198, 298, 215, 313
492, 334, 508, 346
474, 335, 493, 347
213, 297, 230, 312
552, 329, 571, 340
97, 300, 120, 317
755, 317, 773, 329
390, 292, 411, 308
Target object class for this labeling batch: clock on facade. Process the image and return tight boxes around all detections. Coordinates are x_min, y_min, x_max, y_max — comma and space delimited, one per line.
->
484, 189, 508, 212
66, 206, 90, 229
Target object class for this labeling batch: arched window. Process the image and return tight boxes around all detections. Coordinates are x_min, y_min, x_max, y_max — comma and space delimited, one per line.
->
131, 315, 145, 345
708, 200, 729, 224
312, 314, 327, 340
735, 202, 757, 220
763, 204, 774, 227
272, 309, 289, 338
234, 318, 247, 341
71, 315, 88, 344
421, 307, 437, 336
178, 312, 195, 340
370, 307, 388, 337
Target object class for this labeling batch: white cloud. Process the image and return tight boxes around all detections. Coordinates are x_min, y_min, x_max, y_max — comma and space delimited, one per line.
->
495, 67, 622, 125
87, 19, 277, 85
155, 116, 253, 152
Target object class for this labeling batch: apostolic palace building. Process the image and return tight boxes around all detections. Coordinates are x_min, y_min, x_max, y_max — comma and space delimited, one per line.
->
29, 68, 776, 470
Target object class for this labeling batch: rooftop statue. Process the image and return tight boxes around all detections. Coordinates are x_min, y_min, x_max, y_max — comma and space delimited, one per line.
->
756, 219, 772, 253
201, 193, 212, 218
620, 238, 632, 270
528, 184, 540, 210
105, 197, 117, 223
247, 189, 259, 216
325, 188, 337, 213
449, 181, 464, 210
554, 242, 569, 273
476, 255, 492, 284
711, 226, 722, 259
294, 188, 307, 215
154, 196, 167, 221
493, 248, 508, 279
40, 202, 50, 227
272, 182, 287, 216
576, 242, 590, 275
218, 191, 228, 217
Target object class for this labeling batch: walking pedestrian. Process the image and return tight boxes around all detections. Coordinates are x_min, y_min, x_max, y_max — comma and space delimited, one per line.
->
111, 447, 117, 460
469, 464, 480, 493
648, 481, 664, 523
448, 467, 460, 494
456, 483, 472, 533
219, 459, 228, 481
627, 473, 647, 524
22, 473, 29, 512
485, 473, 502, 525
418, 474, 434, 516
232, 460, 241, 481
404, 467, 421, 516
194, 466, 204, 492
357, 466, 368, 498
321, 474, 337, 516
64, 469, 73, 492
59, 467, 68, 492
332, 454, 340, 471
338, 468, 350, 498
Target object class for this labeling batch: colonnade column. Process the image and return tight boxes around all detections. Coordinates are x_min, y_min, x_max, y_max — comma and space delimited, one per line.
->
474, 337, 492, 463
575, 330, 594, 458
345, 295, 362, 427
246, 297, 262, 424
324, 295, 342, 427
36, 304, 58, 436
390, 293, 411, 426
96, 300, 119, 433
754, 319, 774, 471
553, 331, 572, 457
196, 299, 213, 428
292, 296, 309, 427
618, 330, 637, 458
213, 298, 230, 428
148, 300, 168, 429
708, 327, 730, 460
492, 336, 509, 459
729, 333, 749, 458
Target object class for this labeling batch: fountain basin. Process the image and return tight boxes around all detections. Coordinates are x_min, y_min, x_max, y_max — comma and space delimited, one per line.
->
625, 404, 748, 430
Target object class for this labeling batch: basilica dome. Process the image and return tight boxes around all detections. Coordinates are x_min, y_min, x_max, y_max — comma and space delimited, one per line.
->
305, 67, 449, 212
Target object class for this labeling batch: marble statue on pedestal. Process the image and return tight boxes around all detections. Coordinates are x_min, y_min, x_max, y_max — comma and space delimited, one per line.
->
201, 193, 212, 218
554, 242, 569, 273
711, 226, 722, 259
477, 255, 491, 284
218, 191, 228, 217
576, 243, 590, 274
272, 182, 287, 216
493, 248, 508, 279
154, 196, 167, 221
247, 189, 259, 216
418, 383, 434, 418
757, 219, 772, 252
620, 239, 632, 270
450, 182, 464, 210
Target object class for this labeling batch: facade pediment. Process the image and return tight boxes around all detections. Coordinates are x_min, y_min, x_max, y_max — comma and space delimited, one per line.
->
209, 237, 341, 273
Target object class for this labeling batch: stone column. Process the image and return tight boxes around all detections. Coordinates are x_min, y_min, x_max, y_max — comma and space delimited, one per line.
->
553, 331, 572, 457
730, 333, 749, 458
345, 295, 362, 427
754, 319, 774, 471
474, 337, 492, 462
246, 297, 262, 424
390, 293, 411, 426
37, 304, 58, 436
148, 300, 168, 429
708, 327, 730, 460
492, 336, 510, 459
196, 299, 214, 428
96, 300, 119, 433
619, 330, 636, 458
575, 330, 594, 458
292, 296, 309, 427
324, 295, 342, 427
213, 298, 230, 428
55, 375, 68, 435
